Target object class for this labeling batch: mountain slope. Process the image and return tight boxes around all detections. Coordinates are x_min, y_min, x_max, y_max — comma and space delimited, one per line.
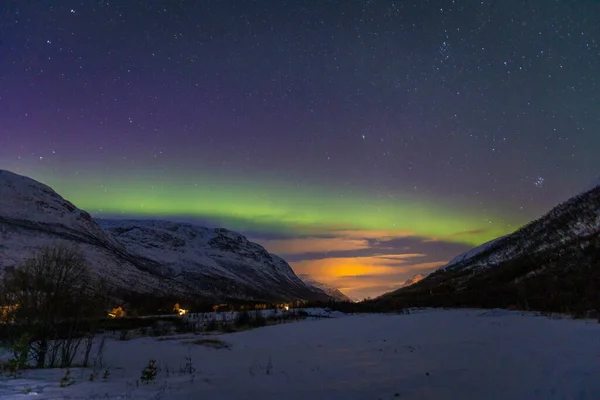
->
0, 170, 174, 294
298, 274, 352, 302
99, 219, 326, 302
399, 274, 426, 288
0, 170, 329, 303
380, 185, 600, 313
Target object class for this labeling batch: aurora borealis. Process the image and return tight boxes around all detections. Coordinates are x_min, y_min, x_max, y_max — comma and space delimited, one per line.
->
1, 1, 599, 299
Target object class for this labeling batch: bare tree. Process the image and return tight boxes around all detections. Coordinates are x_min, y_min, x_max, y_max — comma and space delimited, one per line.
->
0, 244, 103, 368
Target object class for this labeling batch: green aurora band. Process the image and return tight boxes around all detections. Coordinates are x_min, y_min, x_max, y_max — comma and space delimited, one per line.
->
26, 170, 524, 246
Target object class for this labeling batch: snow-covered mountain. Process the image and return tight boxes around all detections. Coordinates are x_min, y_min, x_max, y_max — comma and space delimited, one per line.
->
100, 219, 324, 301
298, 274, 352, 302
0, 170, 330, 303
400, 274, 426, 288
440, 236, 507, 271
382, 183, 600, 312
438, 185, 599, 273
0, 170, 173, 294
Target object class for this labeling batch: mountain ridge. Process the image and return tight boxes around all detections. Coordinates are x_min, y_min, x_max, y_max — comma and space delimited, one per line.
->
379, 183, 600, 313
297, 274, 352, 302
400, 274, 426, 288
0, 170, 331, 303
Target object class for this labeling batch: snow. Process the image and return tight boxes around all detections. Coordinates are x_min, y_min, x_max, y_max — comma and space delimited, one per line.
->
438, 180, 600, 277
399, 273, 426, 287
0, 170, 320, 302
298, 274, 351, 302
2, 308, 600, 399
98, 219, 315, 300
180, 307, 342, 330
441, 235, 507, 270
0, 170, 120, 248
98, 218, 304, 284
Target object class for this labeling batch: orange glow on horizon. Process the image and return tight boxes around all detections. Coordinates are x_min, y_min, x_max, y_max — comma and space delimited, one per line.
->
292, 256, 447, 299
255, 229, 455, 300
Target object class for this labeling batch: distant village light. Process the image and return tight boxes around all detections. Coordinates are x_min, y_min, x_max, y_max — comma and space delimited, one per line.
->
108, 306, 125, 319
174, 302, 188, 316
0, 303, 19, 323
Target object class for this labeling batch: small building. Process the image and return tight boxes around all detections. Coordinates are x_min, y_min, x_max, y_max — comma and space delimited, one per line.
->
108, 305, 126, 318
212, 303, 230, 312
0, 303, 18, 323
173, 303, 188, 316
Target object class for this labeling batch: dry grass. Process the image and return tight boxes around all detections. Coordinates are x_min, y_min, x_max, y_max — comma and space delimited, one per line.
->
190, 338, 231, 349
155, 335, 194, 341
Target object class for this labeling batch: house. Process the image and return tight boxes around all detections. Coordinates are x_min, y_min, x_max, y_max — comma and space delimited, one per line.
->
0, 303, 18, 323
108, 305, 126, 318
173, 303, 188, 316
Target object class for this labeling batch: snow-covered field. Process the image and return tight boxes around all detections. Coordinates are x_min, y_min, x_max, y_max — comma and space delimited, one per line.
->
179, 307, 340, 330
2, 308, 600, 399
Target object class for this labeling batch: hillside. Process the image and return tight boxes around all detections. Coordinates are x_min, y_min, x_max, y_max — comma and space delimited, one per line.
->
100, 219, 326, 302
298, 274, 352, 302
379, 184, 600, 314
399, 274, 426, 288
0, 170, 330, 303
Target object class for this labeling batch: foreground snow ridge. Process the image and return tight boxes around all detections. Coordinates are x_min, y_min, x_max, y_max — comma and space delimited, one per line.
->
2, 309, 599, 400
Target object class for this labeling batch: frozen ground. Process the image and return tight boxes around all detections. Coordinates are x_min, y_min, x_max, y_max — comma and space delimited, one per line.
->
2, 308, 600, 399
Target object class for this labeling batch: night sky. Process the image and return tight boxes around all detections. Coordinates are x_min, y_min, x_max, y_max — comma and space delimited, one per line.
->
1, 1, 599, 299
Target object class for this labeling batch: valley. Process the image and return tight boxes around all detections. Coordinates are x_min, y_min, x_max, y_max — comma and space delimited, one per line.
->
2, 309, 599, 399
2, 1, 599, 397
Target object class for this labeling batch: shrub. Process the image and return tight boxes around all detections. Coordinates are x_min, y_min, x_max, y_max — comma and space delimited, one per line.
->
253, 310, 266, 327
179, 355, 195, 375
59, 369, 75, 387
234, 311, 252, 327
7, 333, 31, 377
151, 321, 173, 337
0, 245, 108, 368
205, 318, 219, 332
192, 338, 231, 349
118, 330, 129, 341
140, 359, 158, 384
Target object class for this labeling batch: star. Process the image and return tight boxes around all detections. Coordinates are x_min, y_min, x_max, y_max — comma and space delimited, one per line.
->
534, 177, 545, 188
0, 0, 598, 299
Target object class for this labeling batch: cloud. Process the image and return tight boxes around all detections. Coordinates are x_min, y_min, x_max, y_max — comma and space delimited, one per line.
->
337, 260, 448, 277
243, 220, 485, 300
252, 226, 473, 299
296, 259, 447, 300
290, 254, 446, 298
291, 256, 444, 282
292, 255, 397, 279
256, 237, 371, 255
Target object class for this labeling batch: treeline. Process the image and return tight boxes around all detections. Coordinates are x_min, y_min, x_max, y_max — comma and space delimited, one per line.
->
0, 245, 112, 369
0, 245, 302, 372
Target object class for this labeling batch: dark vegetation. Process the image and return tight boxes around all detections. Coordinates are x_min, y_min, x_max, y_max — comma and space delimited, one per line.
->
362, 188, 600, 317
372, 236, 600, 316
304, 188, 600, 318
0, 244, 315, 375
191, 338, 231, 349
112, 291, 309, 316
0, 245, 111, 371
